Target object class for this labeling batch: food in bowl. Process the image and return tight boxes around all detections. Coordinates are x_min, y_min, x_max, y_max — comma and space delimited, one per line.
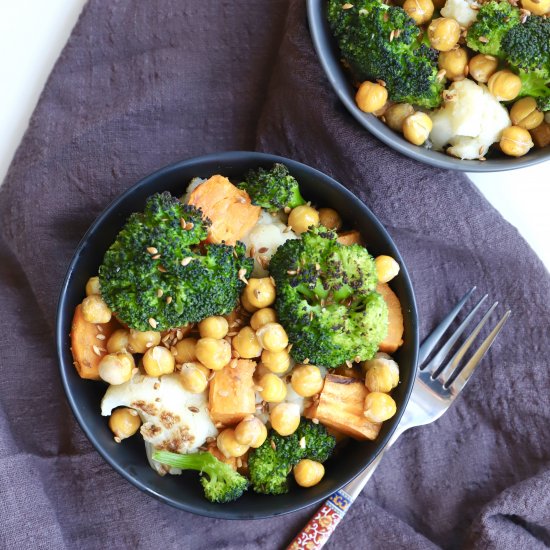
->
327, 0, 550, 160
69, 163, 405, 503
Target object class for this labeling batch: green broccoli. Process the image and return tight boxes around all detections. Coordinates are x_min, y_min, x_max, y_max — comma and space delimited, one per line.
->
238, 163, 306, 211
99, 192, 253, 331
248, 419, 336, 495
517, 71, 550, 112
328, 0, 444, 109
152, 450, 248, 503
269, 226, 388, 368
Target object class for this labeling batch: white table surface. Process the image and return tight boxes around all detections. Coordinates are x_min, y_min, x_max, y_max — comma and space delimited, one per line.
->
1, 1, 549, 271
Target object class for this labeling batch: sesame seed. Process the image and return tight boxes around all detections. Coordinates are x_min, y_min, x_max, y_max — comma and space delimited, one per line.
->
312, 418, 319, 424
315, 263, 321, 271
346, 360, 353, 369
92, 345, 102, 356
166, 296, 173, 304
148, 317, 158, 329
181, 257, 193, 266
96, 324, 104, 332
354, 356, 361, 363
147, 247, 158, 255
156, 288, 164, 298
96, 333, 106, 340
151, 254, 161, 260
270, 440, 277, 450
478, 36, 488, 43
299, 437, 306, 449
188, 406, 200, 413
157, 265, 167, 273
238, 268, 249, 285
287, 270, 297, 275
389, 29, 395, 42
303, 358, 310, 364
176, 329, 183, 340
114, 436, 121, 443
237, 458, 243, 468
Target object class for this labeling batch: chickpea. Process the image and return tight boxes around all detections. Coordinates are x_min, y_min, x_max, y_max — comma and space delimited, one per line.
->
427, 18, 460, 52
488, 70, 522, 102
384, 103, 414, 132
142, 345, 175, 377
294, 459, 325, 488
250, 308, 277, 331
510, 97, 544, 131
374, 255, 400, 283
288, 205, 320, 234
128, 329, 161, 354
403, 0, 434, 24
270, 402, 301, 436
195, 337, 231, 371
468, 54, 498, 84
521, 0, 550, 15
234, 417, 268, 448
109, 407, 141, 441
364, 359, 399, 393
98, 352, 135, 385
180, 362, 209, 393
259, 373, 287, 402
318, 208, 342, 231
500, 126, 534, 157
291, 365, 324, 397
85, 276, 100, 296
438, 48, 468, 81
233, 326, 263, 359
241, 291, 258, 313
106, 329, 130, 353
256, 322, 289, 352
217, 428, 249, 458
355, 81, 388, 113
81, 294, 112, 324
198, 316, 229, 339
261, 349, 291, 374
364, 392, 397, 422
243, 278, 276, 309
175, 337, 198, 364
403, 112, 432, 146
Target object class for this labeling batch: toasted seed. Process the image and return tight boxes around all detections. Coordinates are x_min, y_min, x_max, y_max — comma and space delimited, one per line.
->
166, 296, 173, 304
287, 270, 297, 275
96, 334, 106, 341
478, 36, 488, 43
346, 359, 353, 369
180, 218, 186, 229
303, 358, 310, 364
270, 440, 277, 451
312, 418, 319, 424
156, 288, 164, 298
96, 324, 104, 332
157, 265, 167, 273
148, 317, 158, 329
147, 247, 158, 255
185, 222, 194, 230
114, 436, 122, 443
238, 268, 249, 285
92, 345, 102, 356
258, 247, 268, 253
188, 406, 200, 413
299, 437, 306, 449
181, 257, 193, 266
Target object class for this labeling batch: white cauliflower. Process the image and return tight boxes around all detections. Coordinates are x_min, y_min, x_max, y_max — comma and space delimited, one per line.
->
430, 79, 511, 159
441, 0, 479, 27
181, 177, 206, 204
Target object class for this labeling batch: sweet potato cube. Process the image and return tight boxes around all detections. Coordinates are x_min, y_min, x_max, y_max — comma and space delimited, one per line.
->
376, 283, 404, 354
188, 175, 261, 245
337, 230, 363, 246
209, 359, 256, 425
531, 122, 550, 149
305, 374, 381, 440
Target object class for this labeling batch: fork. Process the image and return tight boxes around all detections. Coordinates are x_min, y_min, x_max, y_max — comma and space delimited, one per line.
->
287, 287, 511, 550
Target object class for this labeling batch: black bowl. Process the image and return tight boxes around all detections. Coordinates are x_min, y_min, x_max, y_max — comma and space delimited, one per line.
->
56, 151, 419, 519
307, 0, 550, 172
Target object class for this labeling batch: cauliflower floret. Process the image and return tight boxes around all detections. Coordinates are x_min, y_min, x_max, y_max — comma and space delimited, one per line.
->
430, 79, 511, 159
181, 177, 206, 204
441, 0, 479, 28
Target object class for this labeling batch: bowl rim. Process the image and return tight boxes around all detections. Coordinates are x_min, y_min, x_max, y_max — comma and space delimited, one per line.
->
56, 150, 419, 519
306, 0, 550, 172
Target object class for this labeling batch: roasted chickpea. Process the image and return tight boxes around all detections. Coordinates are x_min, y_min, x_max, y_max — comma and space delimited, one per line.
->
438, 48, 468, 81
128, 329, 161, 354
142, 345, 175, 377
195, 337, 231, 371
256, 322, 289, 352
217, 428, 249, 458
510, 97, 544, 130
85, 276, 100, 296
521, 0, 550, 15
232, 326, 262, 359
374, 255, 400, 283
241, 291, 258, 313
488, 70, 522, 102
243, 278, 276, 309
500, 126, 534, 157
403, 0, 434, 24
250, 308, 277, 331
261, 349, 291, 374
364, 358, 399, 393
288, 205, 320, 234
106, 329, 130, 353
384, 103, 414, 132
291, 365, 324, 397
198, 316, 229, 339
468, 54, 498, 84
270, 402, 301, 436
294, 459, 325, 488
355, 81, 388, 113
403, 112, 432, 146
364, 392, 397, 422
427, 18, 460, 52
109, 407, 141, 441
179, 362, 209, 393
98, 352, 135, 385
259, 373, 287, 402
81, 294, 112, 324
235, 417, 268, 448
318, 208, 342, 231
174, 337, 198, 364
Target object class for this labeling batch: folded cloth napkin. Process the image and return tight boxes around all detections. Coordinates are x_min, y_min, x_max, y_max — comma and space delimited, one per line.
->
0, 1, 548, 548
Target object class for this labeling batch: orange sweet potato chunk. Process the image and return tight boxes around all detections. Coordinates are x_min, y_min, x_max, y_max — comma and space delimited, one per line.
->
376, 283, 404, 354
188, 175, 261, 245
336, 230, 363, 246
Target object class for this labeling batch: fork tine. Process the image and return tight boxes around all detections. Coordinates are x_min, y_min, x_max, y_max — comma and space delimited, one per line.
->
436, 301, 499, 386
448, 310, 511, 393
418, 287, 476, 365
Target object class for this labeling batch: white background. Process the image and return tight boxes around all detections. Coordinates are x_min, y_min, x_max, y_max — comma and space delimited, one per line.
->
1, 0, 549, 270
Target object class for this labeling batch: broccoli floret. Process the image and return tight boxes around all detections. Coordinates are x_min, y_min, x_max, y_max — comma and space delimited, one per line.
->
328, 0, 444, 109
248, 419, 336, 495
99, 192, 253, 331
269, 226, 388, 367
238, 163, 306, 211
518, 71, 550, 112
152, 450, 248, 503
466, 1, 520, 57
